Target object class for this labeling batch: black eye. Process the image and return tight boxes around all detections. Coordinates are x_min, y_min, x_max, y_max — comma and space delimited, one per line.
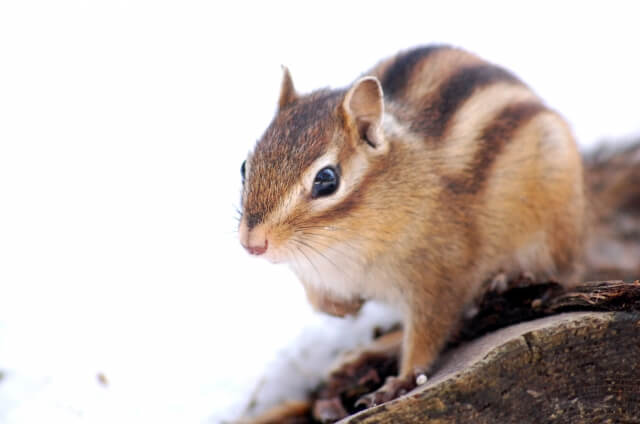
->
240, 160, 246, 184
312, 166, 339, 198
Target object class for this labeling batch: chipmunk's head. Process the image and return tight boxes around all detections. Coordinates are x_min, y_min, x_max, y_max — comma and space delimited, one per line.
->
238, 68, 392, 267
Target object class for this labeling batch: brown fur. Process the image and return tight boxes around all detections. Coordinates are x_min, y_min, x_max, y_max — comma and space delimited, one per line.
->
239, 45, 585, 381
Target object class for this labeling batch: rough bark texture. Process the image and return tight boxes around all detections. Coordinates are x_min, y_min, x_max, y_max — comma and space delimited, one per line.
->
345, 311, 640, 424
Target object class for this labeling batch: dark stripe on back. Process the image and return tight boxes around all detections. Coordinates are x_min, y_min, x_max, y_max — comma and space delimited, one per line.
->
380, 45, 446, 98
444, 101, 546, 195
411, 64, 521, 138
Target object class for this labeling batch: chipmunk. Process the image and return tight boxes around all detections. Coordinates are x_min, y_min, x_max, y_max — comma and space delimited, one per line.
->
238, 45, 586, 405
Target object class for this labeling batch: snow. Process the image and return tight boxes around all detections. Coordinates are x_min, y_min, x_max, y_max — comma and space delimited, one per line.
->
0, 1, 639, 423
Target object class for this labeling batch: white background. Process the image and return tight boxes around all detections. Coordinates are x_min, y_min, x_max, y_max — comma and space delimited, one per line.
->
1, 1, 639, 423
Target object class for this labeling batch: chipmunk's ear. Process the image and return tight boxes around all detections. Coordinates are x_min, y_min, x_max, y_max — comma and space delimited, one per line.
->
278, 66, 298, 110
341, 77, 385, 149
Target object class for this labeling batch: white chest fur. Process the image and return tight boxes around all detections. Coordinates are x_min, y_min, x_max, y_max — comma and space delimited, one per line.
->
288, 241, 406, 307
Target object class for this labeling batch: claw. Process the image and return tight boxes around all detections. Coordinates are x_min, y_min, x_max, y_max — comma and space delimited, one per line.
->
489, 272, 508, 293
354, 374, 417, 409
354, 391, 382, 409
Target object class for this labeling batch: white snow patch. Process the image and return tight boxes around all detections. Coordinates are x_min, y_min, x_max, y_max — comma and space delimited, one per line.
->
236, 302, 400, 420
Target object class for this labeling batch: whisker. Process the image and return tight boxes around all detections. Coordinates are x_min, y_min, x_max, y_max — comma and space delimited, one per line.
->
295, 238, 342, 271
293, 232, 364, 272
298, 235, 363, 263
298, 230, 360, 249
295, 224, 388, 241
291, 240, 322, 281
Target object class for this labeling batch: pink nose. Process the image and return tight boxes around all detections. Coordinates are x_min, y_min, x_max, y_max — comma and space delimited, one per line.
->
245, 240, 268, 256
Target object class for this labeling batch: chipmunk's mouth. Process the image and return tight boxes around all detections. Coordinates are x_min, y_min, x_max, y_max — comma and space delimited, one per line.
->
255, 239, 309, 266
260, 247, 286, 264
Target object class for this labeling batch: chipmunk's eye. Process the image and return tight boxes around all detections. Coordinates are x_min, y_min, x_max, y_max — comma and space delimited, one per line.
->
312, 166, 339, 198
240, 160, 246, 184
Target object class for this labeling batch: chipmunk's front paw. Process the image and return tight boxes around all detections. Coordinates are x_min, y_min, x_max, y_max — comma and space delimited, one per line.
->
355, 375, 413, 407
354, 368, 428, 408
302, 281, 365, 318
320, 296, 364, 317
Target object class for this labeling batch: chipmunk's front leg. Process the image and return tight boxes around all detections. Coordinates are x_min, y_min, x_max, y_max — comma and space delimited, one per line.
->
302, 281, 364, 318
357, 282, 464, 407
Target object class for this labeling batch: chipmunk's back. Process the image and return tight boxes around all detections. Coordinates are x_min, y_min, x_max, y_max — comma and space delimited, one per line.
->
364, 46, 586, 284
370, 46, 535, 142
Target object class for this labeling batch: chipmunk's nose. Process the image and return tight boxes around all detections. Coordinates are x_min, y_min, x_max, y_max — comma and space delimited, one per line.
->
239, 218, 269, 256
246, 240, 268, 256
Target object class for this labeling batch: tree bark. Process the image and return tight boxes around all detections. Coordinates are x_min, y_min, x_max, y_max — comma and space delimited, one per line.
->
344, 310, 640, 424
